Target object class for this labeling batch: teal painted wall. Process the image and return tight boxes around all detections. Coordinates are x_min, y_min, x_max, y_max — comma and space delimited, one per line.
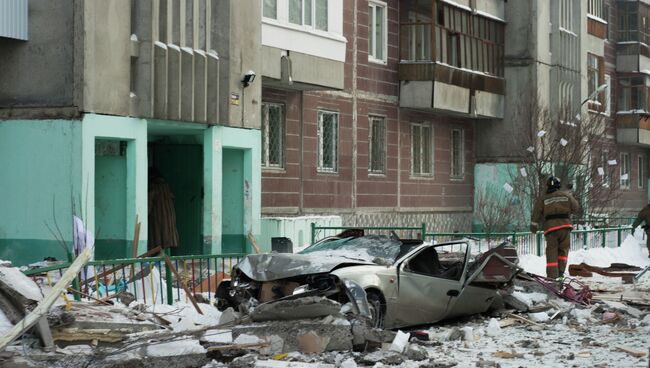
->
203, 126, 261, 254
95, 151, 128, 260
153, 144, 203, 256
473, 163, 526, 232
222, 149, 246, 253
0, 120, 82, 266
82, 114, 148, 256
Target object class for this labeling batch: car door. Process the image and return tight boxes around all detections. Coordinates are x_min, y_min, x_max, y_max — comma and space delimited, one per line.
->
392, 242, 469, 327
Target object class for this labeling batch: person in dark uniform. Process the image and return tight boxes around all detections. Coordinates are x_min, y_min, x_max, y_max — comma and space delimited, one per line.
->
530, 176, 580, 279
632, 203, 650, 258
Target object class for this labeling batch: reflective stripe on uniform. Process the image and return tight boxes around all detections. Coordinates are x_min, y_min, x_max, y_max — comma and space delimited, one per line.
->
558, 256, 568, 261
546, 262, 558, 267
544, 224, 573, 234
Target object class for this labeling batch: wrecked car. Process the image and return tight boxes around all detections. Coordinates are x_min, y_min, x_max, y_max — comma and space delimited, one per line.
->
216, 232, 521, 329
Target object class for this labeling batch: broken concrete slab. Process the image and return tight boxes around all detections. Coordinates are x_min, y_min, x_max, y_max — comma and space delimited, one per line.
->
251, 297, 341, 322
232, 319, 353, 353
359, 350, 404, 365
296, 331, 330, 354
601, 300, 643, 319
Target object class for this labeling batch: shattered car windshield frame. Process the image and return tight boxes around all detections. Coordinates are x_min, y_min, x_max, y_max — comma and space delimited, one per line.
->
298, 235, 405, 263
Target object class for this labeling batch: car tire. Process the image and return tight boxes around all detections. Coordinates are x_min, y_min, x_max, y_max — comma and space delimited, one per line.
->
366, 290, 385, 329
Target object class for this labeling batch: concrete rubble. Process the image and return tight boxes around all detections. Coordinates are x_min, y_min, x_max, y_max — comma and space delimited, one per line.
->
0, 256, 649, 368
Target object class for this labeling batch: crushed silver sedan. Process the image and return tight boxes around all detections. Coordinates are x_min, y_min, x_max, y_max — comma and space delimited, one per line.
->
216, 232, 521, 329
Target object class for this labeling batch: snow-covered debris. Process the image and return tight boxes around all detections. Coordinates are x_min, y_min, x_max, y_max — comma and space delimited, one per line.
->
339, 357, 358, 368
144, 338, 206, 357
528, 312, 550, 323
389, 330, 409, 353
486, 318, 501, 336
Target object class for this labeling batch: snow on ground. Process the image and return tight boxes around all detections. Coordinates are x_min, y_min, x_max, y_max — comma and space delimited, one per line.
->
519, 234, 650, 278
143, 301, 223, 332
0, 265, 44, 301
144, 338, 206, 357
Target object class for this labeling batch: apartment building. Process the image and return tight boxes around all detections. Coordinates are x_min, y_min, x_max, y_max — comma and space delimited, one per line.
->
0, 0, 262, 265
473, 0, 649, 217
259, 0, 506, 241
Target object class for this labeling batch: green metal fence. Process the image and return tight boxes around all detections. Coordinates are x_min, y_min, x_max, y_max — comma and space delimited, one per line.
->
23, 252, 245, 305
310, 223, 635, 257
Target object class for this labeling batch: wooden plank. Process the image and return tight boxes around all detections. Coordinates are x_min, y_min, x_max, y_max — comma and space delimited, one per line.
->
247, 232, 262, 254
615, 346, 646, 358
0, 246, 93, 351
207, 342, 270, 352
162, 254, 203, 315
131, 215, 141, 259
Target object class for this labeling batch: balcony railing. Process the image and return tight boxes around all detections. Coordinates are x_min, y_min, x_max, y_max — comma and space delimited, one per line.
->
399, 23, 504, 77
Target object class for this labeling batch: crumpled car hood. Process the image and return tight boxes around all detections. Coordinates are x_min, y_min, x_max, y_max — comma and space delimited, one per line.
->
235, 253, 375, 281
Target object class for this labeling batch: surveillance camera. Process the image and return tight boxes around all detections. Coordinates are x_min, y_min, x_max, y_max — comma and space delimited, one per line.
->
242, 70, 256, 87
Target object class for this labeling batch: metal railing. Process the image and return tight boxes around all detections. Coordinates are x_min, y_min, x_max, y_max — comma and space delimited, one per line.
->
23, 252, 245, 305
310, 223, 635, 257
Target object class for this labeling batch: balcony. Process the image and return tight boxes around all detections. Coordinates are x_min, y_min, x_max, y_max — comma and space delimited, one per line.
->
398, 5, 505, 119
617, 112, 650, 147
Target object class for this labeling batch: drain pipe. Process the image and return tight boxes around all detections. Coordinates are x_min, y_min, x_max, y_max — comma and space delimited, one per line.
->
299, 90, 304, 215
351, 0, 359, 220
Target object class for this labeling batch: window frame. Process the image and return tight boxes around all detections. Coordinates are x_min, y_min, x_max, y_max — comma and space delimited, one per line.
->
289, 0, 316, 28
368, 0, 388, 64
601, 150, 610, 186
262, 0, 278, 20
450, 128, 465, 179
639, 154, 646, 189
261, 102, 285, 169
317, 109, 339, 173
620, 152, 631, 189
410, 122, 434, 177
368, 115, 387, 175
587, 53, 605, 111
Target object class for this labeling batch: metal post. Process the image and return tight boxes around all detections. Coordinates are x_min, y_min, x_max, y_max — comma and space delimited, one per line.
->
165, 249, 173, 305
512, 231, 517, 246
421, 223, 427, 241
67, 251, 81, 301
583, 230, 588, 249
617, 226, 622, 247
536, 231, 542, 256
601, 228, 606, 248
310, 222, 316, 245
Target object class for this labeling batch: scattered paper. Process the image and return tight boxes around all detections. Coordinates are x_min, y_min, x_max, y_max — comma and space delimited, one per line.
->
526, 146, 535, 153
597, 167, 604, 176
537, 130, 546, 138
608, 160, 617, 165
520, 167, 527, 177
560, 138, 568, 146
621, 174, 628, 180
503, 183, 514, 193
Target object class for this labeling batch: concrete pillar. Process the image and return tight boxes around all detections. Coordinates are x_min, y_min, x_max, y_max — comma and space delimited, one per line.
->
153, 42, 168, 118
194, 49, 207, 122
167, 44, 181, 120
181, 47, 194, 121
207, 51, 219, 123
203, 126, 221, 254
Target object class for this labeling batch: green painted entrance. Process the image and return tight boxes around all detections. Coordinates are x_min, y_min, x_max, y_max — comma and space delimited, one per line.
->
222, 149, 246, 253
95, 140, 128, 260
152, 144, 203, 256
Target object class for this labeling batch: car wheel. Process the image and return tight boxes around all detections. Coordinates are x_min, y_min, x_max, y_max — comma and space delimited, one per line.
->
366, 290, 385, 329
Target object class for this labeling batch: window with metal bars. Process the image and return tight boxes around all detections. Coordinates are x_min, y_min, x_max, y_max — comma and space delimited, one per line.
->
620, 152, 631, 188
261, 103, 284, 168
450, 129, 464, 178
411, 122, 433, 176
318, 110, 338, 172
369, 116, 387, 174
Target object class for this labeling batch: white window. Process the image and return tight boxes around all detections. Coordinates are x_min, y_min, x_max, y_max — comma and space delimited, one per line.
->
639, 155, 646, 189
411, 123, 434, 176
263, 0, 277, 19
368, 1, 387, 63
620, 152, 631, 188
290, 0, 314, 26
262, 103, 284, 168
315, 0, 328, 31
318, 110, 338, 172
604, 74, 611, 116
450, 129, 464, 178
369, 116, 387, 174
